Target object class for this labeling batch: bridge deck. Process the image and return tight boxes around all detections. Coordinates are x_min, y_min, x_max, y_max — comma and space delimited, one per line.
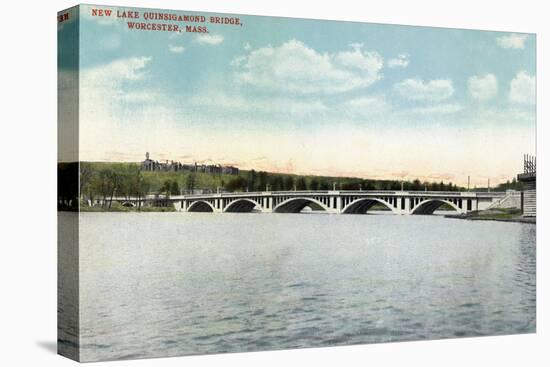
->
170, 190, 505, 200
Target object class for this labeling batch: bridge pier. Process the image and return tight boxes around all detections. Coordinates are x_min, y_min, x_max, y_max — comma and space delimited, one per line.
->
393, 196, 408, 215
260, 195, 274, 213
336, 195, 342, 214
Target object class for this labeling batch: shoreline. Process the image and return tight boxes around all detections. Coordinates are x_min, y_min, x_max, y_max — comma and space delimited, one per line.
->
444, 213, 535, 224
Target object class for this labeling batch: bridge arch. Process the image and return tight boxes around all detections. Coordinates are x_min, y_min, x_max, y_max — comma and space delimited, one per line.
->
121, 201, 136, 208
223, 198, 261, 213
187, 200, 215, 212
273, 197, 330, 213
342, 197, 397, 214
411, 199, 461, 215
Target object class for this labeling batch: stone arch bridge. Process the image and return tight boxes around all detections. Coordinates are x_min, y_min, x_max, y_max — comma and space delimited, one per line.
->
144, 190, 506, 215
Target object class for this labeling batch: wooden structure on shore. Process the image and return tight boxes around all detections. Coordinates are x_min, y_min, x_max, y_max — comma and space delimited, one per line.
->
518, 154, 536, 217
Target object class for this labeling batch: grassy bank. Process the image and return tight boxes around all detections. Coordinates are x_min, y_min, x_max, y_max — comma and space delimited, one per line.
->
80, 202, 176, 212
445, 208, 535, 224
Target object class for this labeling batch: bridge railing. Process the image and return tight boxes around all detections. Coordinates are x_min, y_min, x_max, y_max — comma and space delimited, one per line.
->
475, 192, 507, 197
339, 190, 468, 196
112, 189, 510, 201
336, 190, 506, 197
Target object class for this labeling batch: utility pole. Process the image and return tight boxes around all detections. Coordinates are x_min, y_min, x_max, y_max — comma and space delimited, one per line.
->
401, 180, 404, 191
467, 176, 470, 191
487, 178, 490, 192
333, 182, 336, 191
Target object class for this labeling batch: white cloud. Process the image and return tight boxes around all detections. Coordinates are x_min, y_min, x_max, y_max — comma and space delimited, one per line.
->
169, 32, 183, 39
168, 44, 185, 54
509, 71, 535, 105
394, 78, 454, 101
81, 56, 152, 88
79, 56, 161, 107
387, 54, 409, 68
78, 56, 187, 162
230, 55, 247, 67
468, 74, 498, 101
496, 34, 528, 49
193, 34, 224, 45
334, 46, 383, 73
234, 39, 383, 94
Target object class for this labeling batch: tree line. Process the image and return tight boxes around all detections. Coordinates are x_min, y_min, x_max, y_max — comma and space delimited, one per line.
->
496, 177, 523, 191
79, 163, 151, 209
225, 169, 464, 193
77, 163, 200, 209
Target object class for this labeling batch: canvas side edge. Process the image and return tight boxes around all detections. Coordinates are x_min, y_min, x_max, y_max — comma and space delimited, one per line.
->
57, 4, 81, 362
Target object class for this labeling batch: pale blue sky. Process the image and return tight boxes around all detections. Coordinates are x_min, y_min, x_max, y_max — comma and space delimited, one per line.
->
59, 4, 536, 186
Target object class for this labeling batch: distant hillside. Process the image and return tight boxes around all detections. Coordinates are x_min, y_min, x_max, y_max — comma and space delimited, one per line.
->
79, 161, 469, 197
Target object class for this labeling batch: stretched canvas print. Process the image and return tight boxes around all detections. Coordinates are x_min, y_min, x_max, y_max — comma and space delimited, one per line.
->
58, 3, 537, 362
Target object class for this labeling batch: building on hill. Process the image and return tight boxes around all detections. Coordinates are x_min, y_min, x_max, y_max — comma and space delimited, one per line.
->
141, 152, 157, 170
140, 152, 239, 175
222, 166, 239, 175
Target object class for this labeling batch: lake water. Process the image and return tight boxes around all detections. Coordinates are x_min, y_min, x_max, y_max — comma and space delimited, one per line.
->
62, 212, 536, 361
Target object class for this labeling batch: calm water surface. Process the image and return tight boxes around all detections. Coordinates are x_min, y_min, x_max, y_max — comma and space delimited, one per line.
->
66, 213, 535, 361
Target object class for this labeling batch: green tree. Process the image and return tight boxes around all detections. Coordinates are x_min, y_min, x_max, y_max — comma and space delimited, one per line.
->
411, 179, 422, 191
283, 176, 295, 191
258, 171, 268, 191
319, 180, 331, 190
296, 177, 307, 190
160, 180, 172, 195
95, 169, 113, 208
362, 180, 376, 190
107, 170, 123, 208
135, 174, 150, 210
270, 176, 284, 191
186, 173, 196, 193
386, 181, 398, 190
89, 168, 121, 208
247, 170, 257, 191
79, 163, 93, 201
310, 178, 320, 191
170, 180, 180, 195
226, 176, 247, 192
